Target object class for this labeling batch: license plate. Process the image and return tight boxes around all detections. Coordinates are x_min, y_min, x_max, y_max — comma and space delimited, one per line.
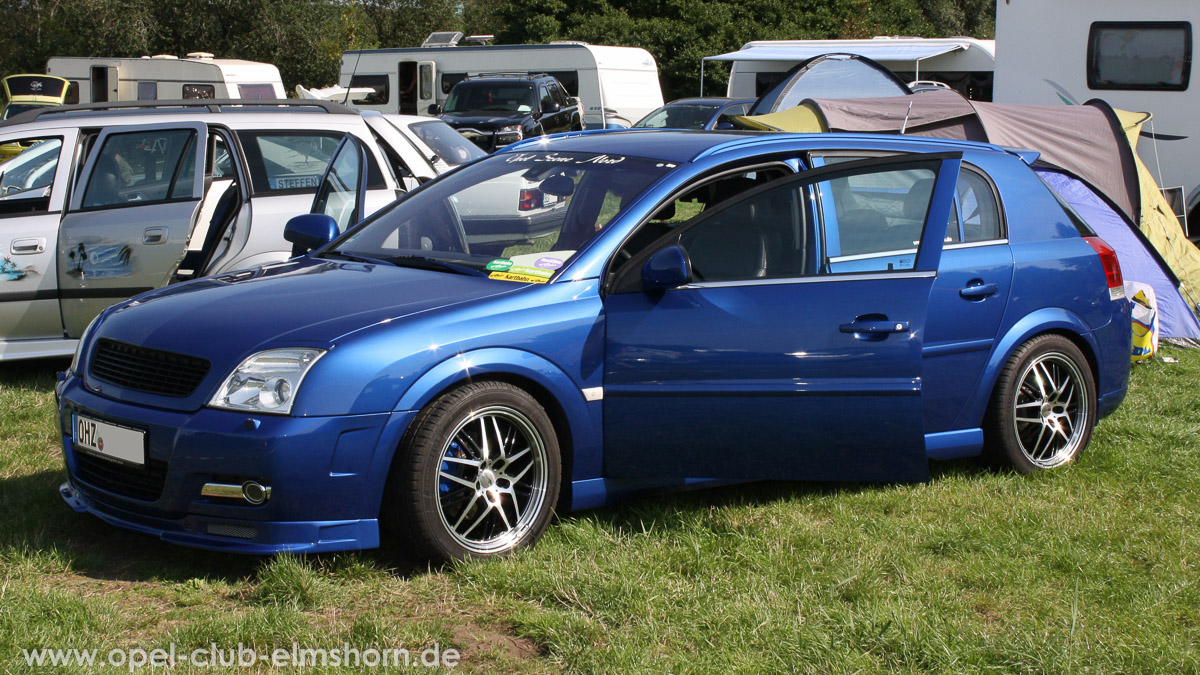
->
73, 414, 145, 466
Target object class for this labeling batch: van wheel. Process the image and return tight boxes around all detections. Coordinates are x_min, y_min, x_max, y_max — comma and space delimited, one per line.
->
385, 381, 560, 562
984, 334, 1096, 473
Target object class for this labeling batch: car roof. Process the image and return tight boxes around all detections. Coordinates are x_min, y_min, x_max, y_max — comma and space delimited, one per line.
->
0, 99, 363, 131
504, 129, 1011, 165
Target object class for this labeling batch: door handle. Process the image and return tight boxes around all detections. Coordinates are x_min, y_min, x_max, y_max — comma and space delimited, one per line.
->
143, 228, 166, 244
959, 282, 999, 299
10, 237, 46, 255
839, 318, 910, 335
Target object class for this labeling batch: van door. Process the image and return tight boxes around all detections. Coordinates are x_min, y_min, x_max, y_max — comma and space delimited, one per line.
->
418, 61, 437, 116
0, 130, 78, 347
57, 122, 206, 337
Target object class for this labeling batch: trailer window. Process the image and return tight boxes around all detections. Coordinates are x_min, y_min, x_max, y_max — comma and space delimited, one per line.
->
183, 84, 216, 99
238, 84, 277, 99
348, 74, 388, 105
137, 82, 157, 100
441, 72, 467, 95
1088, 22, 1192, 91
544, 71, 579, 97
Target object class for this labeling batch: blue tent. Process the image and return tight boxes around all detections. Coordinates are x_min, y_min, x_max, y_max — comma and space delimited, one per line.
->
1038, 169, 1200, 339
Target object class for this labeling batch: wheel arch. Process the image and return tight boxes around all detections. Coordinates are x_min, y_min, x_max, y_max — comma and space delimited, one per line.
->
385, 347, 595, 509
962, 308, 1102, 429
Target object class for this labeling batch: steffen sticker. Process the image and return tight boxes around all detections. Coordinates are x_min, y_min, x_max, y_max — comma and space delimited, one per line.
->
486, 259, 514, 272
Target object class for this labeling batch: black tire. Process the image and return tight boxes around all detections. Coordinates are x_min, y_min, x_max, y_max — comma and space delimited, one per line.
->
984, 334, 1096, 473
385, 381, 561, 562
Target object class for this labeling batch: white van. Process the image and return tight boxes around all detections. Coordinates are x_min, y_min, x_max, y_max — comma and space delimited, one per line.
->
46, 53, 286, 103
704, 36, 996, 101
993, 0, 1199, 227
337, 35, 664, 129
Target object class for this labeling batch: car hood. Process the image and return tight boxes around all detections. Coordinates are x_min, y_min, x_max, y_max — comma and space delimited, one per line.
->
440, 112, 527, 129
95, 258, 517, 361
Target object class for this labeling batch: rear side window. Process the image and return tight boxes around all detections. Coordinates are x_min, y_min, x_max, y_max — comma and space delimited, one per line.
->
237, 131, 343, 194
81, 129, 197, 209
954, 169, 1003, 243
1088, 22, 1192, 91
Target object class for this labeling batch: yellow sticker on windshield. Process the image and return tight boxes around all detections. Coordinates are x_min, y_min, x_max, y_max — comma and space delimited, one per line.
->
489, 271, 550, 284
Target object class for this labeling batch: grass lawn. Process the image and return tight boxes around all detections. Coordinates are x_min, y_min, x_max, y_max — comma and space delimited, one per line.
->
0, 351, 1197, 673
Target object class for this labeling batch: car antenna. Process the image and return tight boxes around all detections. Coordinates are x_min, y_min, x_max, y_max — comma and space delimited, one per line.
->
899, 99, 913, 135
343, 49, 365, 106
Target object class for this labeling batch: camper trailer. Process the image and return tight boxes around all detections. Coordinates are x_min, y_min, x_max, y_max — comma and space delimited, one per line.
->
338, 33, 664, 129
993, 0, 1199, 229
45, 53, 286, 103
704, 36, 996, 101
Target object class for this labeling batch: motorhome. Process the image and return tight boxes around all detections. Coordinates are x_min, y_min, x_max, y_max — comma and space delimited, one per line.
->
45, 53, 286, 103
993, 0, 1199, 229
337, 33, 664, 129
703, 36, 996, 101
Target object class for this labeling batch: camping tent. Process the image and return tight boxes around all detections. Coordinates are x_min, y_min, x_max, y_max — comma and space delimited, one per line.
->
738, 89, 1200, 338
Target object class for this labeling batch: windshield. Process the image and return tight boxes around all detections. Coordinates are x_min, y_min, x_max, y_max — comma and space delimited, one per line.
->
2, 102, 47, 120
633, 103, 722, 129
332, 150, 673, 282
444, 82, 537, 114
407, 120, 486, 165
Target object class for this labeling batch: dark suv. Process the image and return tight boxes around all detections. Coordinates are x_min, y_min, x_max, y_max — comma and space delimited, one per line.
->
437, 73, 583, 151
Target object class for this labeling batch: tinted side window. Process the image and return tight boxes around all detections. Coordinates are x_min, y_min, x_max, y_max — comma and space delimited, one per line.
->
1088, 21, 1192, 91
348, 74, 389, 104
956, 169, 1002, 242
82, 129, 197, 209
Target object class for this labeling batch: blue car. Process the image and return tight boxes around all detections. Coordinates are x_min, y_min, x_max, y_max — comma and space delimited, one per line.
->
632, 97, 755, 130
56, 129, 1131, 561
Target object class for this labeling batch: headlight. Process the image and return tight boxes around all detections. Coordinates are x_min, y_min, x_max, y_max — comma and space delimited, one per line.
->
208, 348, 326, 415
69, 315, 101, 376
496, 125, 523, 141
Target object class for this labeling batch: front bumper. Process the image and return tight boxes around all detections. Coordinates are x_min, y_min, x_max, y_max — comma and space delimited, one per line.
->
56, 376, 415, 554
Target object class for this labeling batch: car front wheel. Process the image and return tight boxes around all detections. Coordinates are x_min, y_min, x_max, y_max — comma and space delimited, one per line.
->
386, 381, 560, 561
985, 334, 1096, 473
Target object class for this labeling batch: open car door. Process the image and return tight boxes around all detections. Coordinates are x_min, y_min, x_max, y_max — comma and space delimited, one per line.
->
57, 122, 206, 337
602, 153, 962, 482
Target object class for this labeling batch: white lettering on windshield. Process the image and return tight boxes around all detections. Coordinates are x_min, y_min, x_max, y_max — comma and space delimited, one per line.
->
505, 152, 628, 165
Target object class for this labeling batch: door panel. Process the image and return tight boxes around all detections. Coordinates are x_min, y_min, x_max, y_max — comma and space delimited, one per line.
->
0, 131, 77, 341
58, 122, 206, 336
602, 153, 962, 482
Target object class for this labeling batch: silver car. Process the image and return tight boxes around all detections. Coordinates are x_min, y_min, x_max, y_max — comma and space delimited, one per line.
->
0, 100, 481, 360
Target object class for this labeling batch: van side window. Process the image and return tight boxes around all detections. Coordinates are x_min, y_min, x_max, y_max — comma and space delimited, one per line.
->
1088, 21, 1192, 91
183, 84, 215, 99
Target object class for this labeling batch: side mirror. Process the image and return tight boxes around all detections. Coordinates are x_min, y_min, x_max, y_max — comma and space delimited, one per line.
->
543, 100, 560, 113
284, 213, 338, 257
428, 103, 441, 115
641, 245, 691, 291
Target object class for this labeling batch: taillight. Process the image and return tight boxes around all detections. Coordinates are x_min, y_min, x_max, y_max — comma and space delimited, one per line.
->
518, 188, 544, 211
1084, 236, 1124, 299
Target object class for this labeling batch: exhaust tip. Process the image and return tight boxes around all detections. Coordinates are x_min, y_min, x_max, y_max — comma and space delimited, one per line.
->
241, 481, 270, 505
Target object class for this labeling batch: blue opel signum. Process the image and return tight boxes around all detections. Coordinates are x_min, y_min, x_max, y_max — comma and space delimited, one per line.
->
56, 130, 1131, 561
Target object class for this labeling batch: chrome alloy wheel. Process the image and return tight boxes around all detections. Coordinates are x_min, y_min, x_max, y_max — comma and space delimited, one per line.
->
1011, 351, 1090, 469
434, 405, 549, 555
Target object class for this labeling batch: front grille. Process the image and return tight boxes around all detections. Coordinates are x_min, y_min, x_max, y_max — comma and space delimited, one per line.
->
207, 523, 258, 540
90, 339, 210, 397
73, 450, 168, 502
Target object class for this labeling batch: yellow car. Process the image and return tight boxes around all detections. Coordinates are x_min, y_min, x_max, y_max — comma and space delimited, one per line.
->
1, 74, 72, 160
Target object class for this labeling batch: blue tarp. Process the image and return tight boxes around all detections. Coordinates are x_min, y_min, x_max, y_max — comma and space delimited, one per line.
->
1039, 169, 1200, 339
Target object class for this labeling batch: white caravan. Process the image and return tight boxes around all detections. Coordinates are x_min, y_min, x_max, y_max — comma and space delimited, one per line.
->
46, 53, 286, 104
993, 0, 1199, 227
338, 37, 664, 129
704, 36, 996, 101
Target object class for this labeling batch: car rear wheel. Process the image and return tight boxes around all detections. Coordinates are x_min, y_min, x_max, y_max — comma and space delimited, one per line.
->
985, 334, 1096, 473
386, 381, 560, 561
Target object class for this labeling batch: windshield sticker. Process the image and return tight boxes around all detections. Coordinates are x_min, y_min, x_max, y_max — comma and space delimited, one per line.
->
507, 265, 553, 278
534, 256, 563, 270
489, 271, 551, 284
486, 258, 514, 272
505, 152, 627, 166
